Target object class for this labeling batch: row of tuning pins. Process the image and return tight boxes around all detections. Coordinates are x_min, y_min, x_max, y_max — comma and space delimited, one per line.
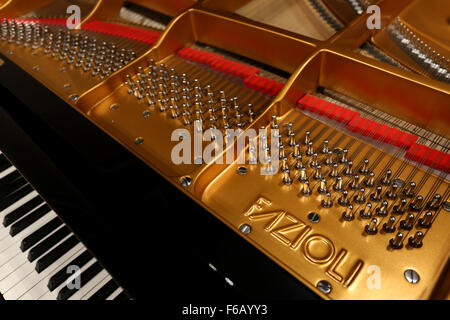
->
1, 19, 136, 78
125, 60, 256, 132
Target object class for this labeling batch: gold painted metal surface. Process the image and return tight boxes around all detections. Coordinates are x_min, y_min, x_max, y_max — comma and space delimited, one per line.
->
1, 0, 449, 300
128, 0, 196, 17
81, 0, 125, 24
0, 0, 54, 18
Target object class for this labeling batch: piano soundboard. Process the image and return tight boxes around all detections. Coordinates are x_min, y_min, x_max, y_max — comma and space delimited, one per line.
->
0, 0, 448, 300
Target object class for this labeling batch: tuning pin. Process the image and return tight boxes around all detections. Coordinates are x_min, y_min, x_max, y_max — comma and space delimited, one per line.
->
365, 172, 375, 187
338, 190, 349, 206
313, 165, 323, 180
383, 216, 396, 233
279, 144, 286, 159
403, 182, 416, 198
389, 232, 404, 249
344, 161, 353, 176
330, 163, 339, 178
247, 104, 255, 122
294, 155, 304, 169
318, 178, 328, 194
157, 98, 167, 112
408, 231, 424, 248
400, 213, 415, 230
387, 183, 399, 200
349, 175, 360, 190
182, 111, 191, 126
427, 194, 441, 210
360, 202, 372, 219
310, 153, 319, 168
376, 200, 389, 216
293, 143, 301, 158
410, 195, 424, 211
301, 181, 311, 196
381, 169, 392, 185
288, 132, 296, 147
281, 157, 290, 172
282, 169, 293, 185
306, 142, 314, 156
324, 151, 333, 166
358, 158, 369, 175
333, 176, 343, 192
321, 192, 333, 208
354, 188, 366, 204
342, 205, 355, 221
286, 122, 294, 137
365, 218, 378, 235
298, 167, 308, 182
418, 211, 433, 228
340, 149, 348, 163
321, 140, 329, 154
370, 186, 383, 202
304, 131, 311, 145
271, 115, 278, 129
393, 198, 407, 214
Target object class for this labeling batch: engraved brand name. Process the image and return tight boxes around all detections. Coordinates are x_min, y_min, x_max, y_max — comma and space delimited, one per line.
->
244, 196, 364, 288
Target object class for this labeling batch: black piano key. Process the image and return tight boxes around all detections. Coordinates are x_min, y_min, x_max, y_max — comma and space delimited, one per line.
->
0, 184, 34, 214
0, 154, 11, 172
88, 279, 119, 300
48, 250, 93, 292
9, 203, 51, 237
27, 226, 70, 262
20, 217, 63, 252
3, 196, 44, 227
113, 291, 130, 300
57, 261, 103, 300
0, 177, 27, 202
35, 235, 79, 273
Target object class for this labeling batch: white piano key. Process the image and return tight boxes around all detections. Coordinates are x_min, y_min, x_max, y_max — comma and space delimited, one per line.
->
69, 269, 109, 300
4, 243, 84, 300
0, 231, 72, 293
0, 166, 16, 180
80, 274, 113, 300
38, 258, 97, 300
106, 287, 123, 300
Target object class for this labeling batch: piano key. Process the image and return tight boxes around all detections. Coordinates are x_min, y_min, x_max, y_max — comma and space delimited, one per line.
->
114, 291, 130, 300
0, 154, 12, 173
9, 204, 52, 237
0, 213, 57, 268
57, 261, 103, 300
0, 166, 16, 181
3, 196, 45, 227
81, 274, 113, 300
35, 235, 79, 273
39, 258, 97, 300
4, 243, 84, 300
21, 217, 63, 252
47, 250, 93, 291
68, 269, 109, 300
0, 185, 34, 213
0, 190, 38, 223
106, 287, 124, 300
0, 232, 73, 294
0, 171, 25, 199
28, 226, 71, 262
88, 278, 118, 300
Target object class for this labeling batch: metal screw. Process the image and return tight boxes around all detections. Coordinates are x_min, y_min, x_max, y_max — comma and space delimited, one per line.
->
110, 104, 119, 111
239, 224, 251, 234
308, 212, 320, 223
69, 94, 79, 101
135, 137, 144, 145
33, 65, 40, 71
142, 110, 151, 118
63, 84, 71, 90
180, 176, 192, 187
404, 269, 420, 284
317, 280, 332, 294
237, 167, 247, 175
